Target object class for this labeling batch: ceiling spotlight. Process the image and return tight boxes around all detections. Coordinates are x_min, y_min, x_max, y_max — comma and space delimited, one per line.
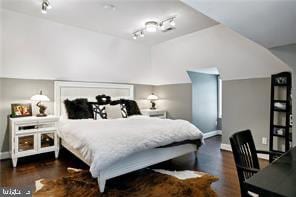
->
133, 34, 137, 40
41, 4, 47, 14
145, 21, 158, 33
41, 0, 52, 14
140, 31, 144, 37
159, 22, 165, 31
170, 19, 176, 27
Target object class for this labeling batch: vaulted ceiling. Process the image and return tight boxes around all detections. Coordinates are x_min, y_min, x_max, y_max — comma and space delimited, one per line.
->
0, 0, 291, 85
1, 0, 218, 46
182, 0, 296, 49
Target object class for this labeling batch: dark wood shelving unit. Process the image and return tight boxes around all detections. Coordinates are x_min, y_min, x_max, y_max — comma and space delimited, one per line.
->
269, 72, 292, 162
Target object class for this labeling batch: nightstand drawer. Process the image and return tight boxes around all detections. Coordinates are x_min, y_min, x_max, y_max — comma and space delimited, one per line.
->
141, 109, 167, 119
38, 132, 57, 153
15, 122, 38, 134
15, 133, 38, 156
38, 121, 56, 129
150, 114, 166, 119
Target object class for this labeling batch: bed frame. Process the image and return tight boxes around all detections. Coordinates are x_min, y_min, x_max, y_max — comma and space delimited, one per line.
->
54, 81, 198, 192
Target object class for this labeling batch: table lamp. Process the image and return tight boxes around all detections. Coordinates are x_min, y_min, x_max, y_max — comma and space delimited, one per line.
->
147, 93, 158, 110
31, 90, 50, 117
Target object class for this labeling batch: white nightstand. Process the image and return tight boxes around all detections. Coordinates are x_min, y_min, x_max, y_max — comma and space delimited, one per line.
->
141, 109, 167, 119
9, 115, 60, 167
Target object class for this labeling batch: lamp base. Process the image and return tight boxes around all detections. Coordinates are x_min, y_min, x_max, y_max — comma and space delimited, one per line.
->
36, 102, 47, 117
150, 101, 156, 110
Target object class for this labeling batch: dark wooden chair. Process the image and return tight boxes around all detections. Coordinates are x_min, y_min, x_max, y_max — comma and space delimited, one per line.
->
229, 130, 281, 197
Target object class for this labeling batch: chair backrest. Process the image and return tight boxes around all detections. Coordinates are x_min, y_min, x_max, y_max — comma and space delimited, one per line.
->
230, 130, 260, 196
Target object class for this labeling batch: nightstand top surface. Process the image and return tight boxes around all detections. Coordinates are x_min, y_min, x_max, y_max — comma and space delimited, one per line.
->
10, 115, 59, 122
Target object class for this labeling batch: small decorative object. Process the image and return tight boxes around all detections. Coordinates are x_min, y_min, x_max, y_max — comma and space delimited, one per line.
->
11, 103, 33, 118
275, 77, 287, 85
31, 90, 50, 117
274, 102, 286, 110
147, 93, 158, 110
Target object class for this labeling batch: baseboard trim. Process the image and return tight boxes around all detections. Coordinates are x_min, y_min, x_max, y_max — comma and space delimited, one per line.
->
220, 143, 269, 160
0, 151, 10, 160
203, 130, 222, 139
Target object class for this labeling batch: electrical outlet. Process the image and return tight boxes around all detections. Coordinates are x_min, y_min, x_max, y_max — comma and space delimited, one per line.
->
262, 137, 268, 145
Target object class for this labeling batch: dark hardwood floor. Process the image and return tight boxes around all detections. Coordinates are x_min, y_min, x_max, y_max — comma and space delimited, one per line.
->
0, 136, 268, 196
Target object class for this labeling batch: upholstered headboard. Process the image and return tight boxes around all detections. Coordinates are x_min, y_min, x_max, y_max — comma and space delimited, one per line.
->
54, 81, 134, 117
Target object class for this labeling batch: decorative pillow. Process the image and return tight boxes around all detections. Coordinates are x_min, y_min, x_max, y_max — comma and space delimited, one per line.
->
64, 99, 93, 119
120, 104, 128, 118
95, 95, 111, 105
92, 104, 107, 119
105, 105, 123, 119
119, 99, 141, 116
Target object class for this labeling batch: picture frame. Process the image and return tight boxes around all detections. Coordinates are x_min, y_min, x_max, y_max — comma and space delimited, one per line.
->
11, 103, 33, 118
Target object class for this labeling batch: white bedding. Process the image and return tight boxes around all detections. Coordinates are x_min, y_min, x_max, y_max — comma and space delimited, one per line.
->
57, 116, 203, 177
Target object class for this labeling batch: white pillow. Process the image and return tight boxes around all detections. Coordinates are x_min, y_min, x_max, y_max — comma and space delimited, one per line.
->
105, 105, 123, 119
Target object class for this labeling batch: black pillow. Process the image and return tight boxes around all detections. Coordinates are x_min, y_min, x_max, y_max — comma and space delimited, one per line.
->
113, 99, 141, 116
64, 98, 93, 119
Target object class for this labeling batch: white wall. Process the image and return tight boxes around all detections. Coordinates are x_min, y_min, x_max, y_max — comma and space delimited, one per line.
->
1, 9, 152, 84
151, 24, 290, 85
1, 10, 290, 86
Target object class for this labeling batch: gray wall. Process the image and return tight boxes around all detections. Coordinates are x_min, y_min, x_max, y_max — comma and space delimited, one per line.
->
188, 71, 218, 133
222, 78, 271, 150
270, 44, 296, 146
0, 78, 152, 153
0, 78, 54, 153
153, 83, 192, 122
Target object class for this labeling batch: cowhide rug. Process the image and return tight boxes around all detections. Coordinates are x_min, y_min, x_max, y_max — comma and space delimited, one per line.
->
33, 168, 218, 197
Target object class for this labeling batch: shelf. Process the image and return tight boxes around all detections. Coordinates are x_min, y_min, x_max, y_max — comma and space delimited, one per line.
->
270, 72, 292, 162
274, 84, 288, 87
273, 108, 288, 112
273, 134, 285, 138
273, 125, 288, 128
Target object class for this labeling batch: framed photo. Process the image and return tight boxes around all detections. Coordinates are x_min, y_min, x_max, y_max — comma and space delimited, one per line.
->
11, 103, 33, 118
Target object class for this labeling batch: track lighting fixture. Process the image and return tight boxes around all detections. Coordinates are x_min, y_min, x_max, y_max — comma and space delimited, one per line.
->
140, 31, 145, 38
41, 0, 52, 14
170, 19, 176, 27
145, 21, 158, 33
132, 16, 176, 40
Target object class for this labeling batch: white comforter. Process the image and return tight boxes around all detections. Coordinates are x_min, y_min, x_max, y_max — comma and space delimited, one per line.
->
57, 116, 203, 177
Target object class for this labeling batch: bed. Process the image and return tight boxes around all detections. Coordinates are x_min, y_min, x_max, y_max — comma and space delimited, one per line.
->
54, 81, 203, 192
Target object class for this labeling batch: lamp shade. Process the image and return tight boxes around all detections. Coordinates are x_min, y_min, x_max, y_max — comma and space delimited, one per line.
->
31, 91, 50, 101
147, 94, 158, 100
